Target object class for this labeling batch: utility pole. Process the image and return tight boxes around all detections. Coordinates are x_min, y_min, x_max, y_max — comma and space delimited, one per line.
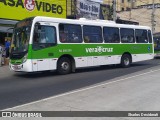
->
113, 0, 117, 21
129, 0, 133, 20
151, 0, 156, 33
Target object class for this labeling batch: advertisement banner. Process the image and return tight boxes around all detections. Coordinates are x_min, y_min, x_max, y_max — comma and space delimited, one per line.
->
76, 0, 100, 20
0, 0, 66, 20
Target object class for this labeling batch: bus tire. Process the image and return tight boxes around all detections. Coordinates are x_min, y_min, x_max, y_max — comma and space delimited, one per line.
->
57, 57, 72, 75
121, 54, 131, 68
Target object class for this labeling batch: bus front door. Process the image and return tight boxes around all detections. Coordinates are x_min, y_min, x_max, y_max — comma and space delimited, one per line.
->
32, 22, 57, 72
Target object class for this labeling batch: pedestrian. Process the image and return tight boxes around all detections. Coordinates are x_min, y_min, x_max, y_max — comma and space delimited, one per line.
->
5, 38, 11, 58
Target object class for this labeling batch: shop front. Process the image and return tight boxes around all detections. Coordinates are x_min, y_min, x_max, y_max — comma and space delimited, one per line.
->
0, 0, 66, 45
0, 19, 18, 45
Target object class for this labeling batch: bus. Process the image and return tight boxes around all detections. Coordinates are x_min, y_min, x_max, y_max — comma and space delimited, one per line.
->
9, 16, 154, 74
154, 36, 160, 57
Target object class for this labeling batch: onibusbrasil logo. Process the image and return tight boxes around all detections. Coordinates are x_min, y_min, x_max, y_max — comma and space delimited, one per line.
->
86, 46, 113, 54
24, 0, 35, 11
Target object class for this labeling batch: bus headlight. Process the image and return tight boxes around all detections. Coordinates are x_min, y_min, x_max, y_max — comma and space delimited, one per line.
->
23, 53, 28, 63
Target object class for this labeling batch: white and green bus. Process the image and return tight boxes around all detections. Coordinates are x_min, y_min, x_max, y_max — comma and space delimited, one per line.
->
9, 16, 154, 74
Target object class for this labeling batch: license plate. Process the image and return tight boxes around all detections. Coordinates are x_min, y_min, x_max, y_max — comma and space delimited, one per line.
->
13, 65, 22, 70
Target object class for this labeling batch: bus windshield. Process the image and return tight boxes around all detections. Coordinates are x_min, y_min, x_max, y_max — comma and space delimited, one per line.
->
11, 18, 32, 53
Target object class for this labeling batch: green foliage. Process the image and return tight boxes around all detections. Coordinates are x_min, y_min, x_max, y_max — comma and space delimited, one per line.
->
108, 5, 113, 20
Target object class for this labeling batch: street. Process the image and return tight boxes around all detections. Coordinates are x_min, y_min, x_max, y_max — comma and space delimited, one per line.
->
1, 0, 160, 119
0, 59, 160, 111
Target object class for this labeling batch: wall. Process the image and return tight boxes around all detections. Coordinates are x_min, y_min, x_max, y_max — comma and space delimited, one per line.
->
117, 8, 160, 33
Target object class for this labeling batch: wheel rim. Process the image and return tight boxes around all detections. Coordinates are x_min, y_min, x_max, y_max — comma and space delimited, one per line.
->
61, 62, 69, 71
124, 57, 130, 66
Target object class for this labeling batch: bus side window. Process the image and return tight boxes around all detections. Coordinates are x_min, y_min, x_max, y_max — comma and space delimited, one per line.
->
135, 29, 148, 43
83, 25, 102, 43
33, 24, 57, 50
120, 28, 134, 43
59, 23, 82, 43
103, 27, 120, 43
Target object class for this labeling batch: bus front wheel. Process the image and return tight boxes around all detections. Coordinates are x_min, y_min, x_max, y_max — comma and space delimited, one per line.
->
121, 54, 131, 68
57, 57, 72, 75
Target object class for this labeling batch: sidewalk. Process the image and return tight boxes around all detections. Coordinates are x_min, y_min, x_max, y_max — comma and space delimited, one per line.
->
0, 65, 14, 79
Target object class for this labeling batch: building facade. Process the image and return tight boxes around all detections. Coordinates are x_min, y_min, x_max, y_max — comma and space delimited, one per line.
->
103, 0, 160, 33
103, 0, 160, 11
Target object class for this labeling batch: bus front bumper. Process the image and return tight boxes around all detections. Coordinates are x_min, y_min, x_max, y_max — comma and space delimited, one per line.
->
9, 60, 33, 72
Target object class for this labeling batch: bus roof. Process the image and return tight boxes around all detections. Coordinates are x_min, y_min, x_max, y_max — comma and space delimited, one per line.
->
32, 16, 151, 30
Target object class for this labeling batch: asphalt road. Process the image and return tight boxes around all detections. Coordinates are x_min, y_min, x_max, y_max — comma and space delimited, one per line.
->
0, 59, 160, 110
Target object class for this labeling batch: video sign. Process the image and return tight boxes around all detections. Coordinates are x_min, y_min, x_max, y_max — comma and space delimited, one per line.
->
0, 0, 66, 20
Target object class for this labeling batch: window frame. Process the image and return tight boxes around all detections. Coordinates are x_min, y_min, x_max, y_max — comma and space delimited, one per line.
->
103, 26, 120, 43
32, 24, 57, 51
59, 23, 83, 43
83, 25, 103, 43
120, 28, 135, 43
135, 29, 148, 43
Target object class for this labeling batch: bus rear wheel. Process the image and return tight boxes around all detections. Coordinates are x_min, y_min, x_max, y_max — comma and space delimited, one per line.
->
57, 57, 72, 75
121, 54, 131, 68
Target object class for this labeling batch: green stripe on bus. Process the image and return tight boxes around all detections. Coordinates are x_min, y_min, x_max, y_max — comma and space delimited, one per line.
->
27, 44, 153, 59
